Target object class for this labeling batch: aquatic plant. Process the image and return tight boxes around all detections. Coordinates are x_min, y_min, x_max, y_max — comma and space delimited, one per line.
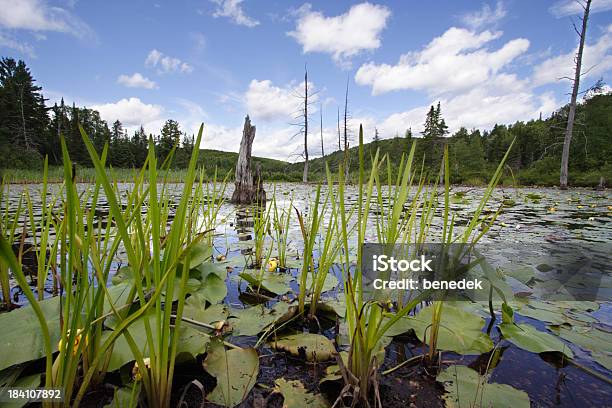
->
330, 125, 513, 406
270, 186, 293, 270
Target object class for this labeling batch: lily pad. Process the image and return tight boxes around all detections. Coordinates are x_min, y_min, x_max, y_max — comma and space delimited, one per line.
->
203, 339, 259, 407
0, 296, 61, 371
270, 333, 336, 362
274, 378, 329, 408
500, 323, 573, 358
592, 352, 612, 370
183, 298, 229, 324
306, 273, 339, 293
193, 273, 227, 304
228, 302, 291, 337
1, 373, 42, 408
103, 384, 140, 408
503, 266, 535, 284
437, 365, 530, 408
186, 241, 213, 268
103, 313, 160, 371
548, 324, 611, 354
239, 270, 292, 294
383, 304, 493, 355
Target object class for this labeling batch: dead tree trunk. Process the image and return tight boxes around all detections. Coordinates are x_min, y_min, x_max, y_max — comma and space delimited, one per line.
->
231, 115, 266, 204
303, 68, 309, 183
343, 77, 350, 181
560, 0, 591, 189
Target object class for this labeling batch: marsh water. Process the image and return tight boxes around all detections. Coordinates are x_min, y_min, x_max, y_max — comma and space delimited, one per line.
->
2, 182, 611, 406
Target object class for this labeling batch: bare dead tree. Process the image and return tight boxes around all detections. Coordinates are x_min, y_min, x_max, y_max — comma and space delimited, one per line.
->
303, 67, 309, 183
343, 76, 351, 181
560, 0, 592, 189
231, 115, 266, 204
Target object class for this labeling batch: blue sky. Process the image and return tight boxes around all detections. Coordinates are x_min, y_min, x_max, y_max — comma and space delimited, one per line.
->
0, 0, 610, 160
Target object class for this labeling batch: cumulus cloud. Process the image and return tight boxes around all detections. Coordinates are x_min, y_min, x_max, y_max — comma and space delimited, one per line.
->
245, 79, 317, 122
0, 0, 93, 38
460, 1, 506, 29
287, 2, 391, 66
355, 27, 529, 96
377, 80, 558, 138
550, 0, 612, 17
210, 0, 259, 27
0, 32, 35, 57
117, 73, 158, 89
532, 24, 612, 86
145, 49, 193, 74
91, 97, 163, 128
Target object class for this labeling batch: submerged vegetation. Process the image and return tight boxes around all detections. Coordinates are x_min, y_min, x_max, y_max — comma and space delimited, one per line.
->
0, 121, 610, 407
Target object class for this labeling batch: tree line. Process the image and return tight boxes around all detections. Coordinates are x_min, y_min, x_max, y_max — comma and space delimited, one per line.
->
0, 57, 194, 170
0, 56, 610, 186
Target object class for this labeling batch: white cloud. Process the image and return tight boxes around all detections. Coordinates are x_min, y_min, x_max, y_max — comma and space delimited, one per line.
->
117, 73, 158, 89
287, 2, 391, 66
245, 79, 317, 122
210, 0, 259, 27
460, 1, 506, 29
550, 0, 612, 17
377, 81, 558, 138
355, 27, 529, 96
0, 32, 35, 57
91, 97, 163, 128
0, 0, 93, 38
532, 24, 612, 86
145, 49, 193, 74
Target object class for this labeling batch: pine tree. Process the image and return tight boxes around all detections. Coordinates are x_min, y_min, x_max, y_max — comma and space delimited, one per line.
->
158, 119, 182, 164
0, 58, 48, 166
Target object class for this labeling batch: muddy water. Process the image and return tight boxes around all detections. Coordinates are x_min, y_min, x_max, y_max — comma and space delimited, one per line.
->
2, 183, 611, 406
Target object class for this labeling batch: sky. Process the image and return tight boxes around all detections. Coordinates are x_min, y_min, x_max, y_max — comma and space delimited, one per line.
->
0, 0, 611, 161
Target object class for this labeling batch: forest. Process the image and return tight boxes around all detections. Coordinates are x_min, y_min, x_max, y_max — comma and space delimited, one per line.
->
0, 56, 610, 186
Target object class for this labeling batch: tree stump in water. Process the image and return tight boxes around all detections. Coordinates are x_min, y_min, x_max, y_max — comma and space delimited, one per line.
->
231, 116, 266, 204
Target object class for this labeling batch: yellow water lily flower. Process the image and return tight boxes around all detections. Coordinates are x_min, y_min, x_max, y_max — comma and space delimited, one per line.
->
132, 357, 151, 382
58, 328, 87, 355
267, 258, 278, 272
577, 205, 584, 209
548, 207, 557, 212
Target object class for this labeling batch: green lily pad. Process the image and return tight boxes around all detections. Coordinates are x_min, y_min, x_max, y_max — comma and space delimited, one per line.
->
194, 273, 227, 304
270, 333, 336, 362
0, 296, 61, 371
175, 326, 211, 359
384, 304, 493, 355
500, 323, 573, 358
203, 339, 259, 407
103, 384, 140, 408
1, 373, 42, 408
503, 266, 535, 284
437, 365, 530, 408
316, 294, 346, 317
517, 306, 567, 325
183, 298, 229, 324
306, 272, 339, 293
274, 378, 329, 407
239, 270, 292, 294
103, 313, 160, 371
592, 352, 612, 370
548, 325, 611, 354
186, 241, 213, 268
228, 302, 291, 337
103, 282, 134, 314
